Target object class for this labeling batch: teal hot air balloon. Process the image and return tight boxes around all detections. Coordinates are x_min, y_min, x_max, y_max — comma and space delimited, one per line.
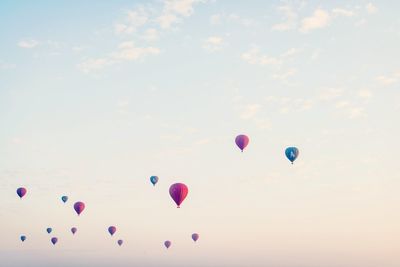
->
61, 196, 68, 203
150, 176, 159, 186
285, 147, 299, 164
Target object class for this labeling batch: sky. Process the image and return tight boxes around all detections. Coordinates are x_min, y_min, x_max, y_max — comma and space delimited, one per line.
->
0, 0, 399, 266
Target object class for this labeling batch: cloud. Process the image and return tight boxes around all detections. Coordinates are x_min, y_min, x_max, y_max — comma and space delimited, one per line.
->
203, 36, 224, 52
241, 47, 281, 66
318, 88, 343, 100
157, 13, 179, 29
114, 7, 149, 35
376, 71, 400, 85
300, 9, 331, 33
272, 5, 297, 31
157, 0, 203, 29
17, 39, 39, 48
77, 42, 160, 73
332, 8, 355, 17
141, 28, 159, 41
366, 3, 377, 14
358, 89, 372, 100
240, 104, 261, 119
209, 13, 255, 27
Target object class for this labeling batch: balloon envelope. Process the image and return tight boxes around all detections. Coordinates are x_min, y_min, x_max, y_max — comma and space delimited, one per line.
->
108, 226, 117, 236
61, 196, 68, 203
285, 147, 299, 163
71, 227, 77, 235
169, 183, 188, 208
20, 235, 26, 242
150, 176, 159, 186
164, 240, 171, 249
117, 240, 123, 246
74, 201, 85, 216
16, 187, 27, 199
235, 135, 249, 152
192, 233, 199, 242
46, 228, 52, 234
51, 237, 58, 245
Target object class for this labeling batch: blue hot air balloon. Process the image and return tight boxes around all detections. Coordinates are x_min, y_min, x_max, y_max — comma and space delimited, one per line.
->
285, 147, 299, 164
46, 228, 52, 234
150, 176, 159, 186
20, 235, 26, 242
61, 196, 68, 203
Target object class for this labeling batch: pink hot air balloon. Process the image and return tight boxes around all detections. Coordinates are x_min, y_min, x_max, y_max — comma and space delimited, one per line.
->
235, 134, 249, 152
117, 239, 123, 246
74, 201, 85, 216
51, 237, 58, 245
169, 183, 188, 208
164, 240, 171, 249
108, 226, 117, 236
71, 227, 77, 235
192, 233, 199, 242
16, 187, 27, 199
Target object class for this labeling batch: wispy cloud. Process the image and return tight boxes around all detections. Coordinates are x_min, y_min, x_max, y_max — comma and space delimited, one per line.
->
366, 3, 378, 14
240, 104, 261, 119
209, 13, 255, 27
241, 47, 281, 66
272, 5, 297, 31
376, 71, 400, 85
203, 36, 224, 52
332, 8, 355, 17
17, 39, 39, 48
300, 9, 331, 33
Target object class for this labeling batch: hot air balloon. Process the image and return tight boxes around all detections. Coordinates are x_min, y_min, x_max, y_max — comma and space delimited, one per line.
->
150, 176, 159, 186
61, 196, 68, 203
192, 233, 199, 242
20, 235, 26, 242
164, 240, 171, 249
74, 201, 85, 216
285, 147, 299, 164
235, 134, 249, 152
108, 226, 117, 236
71, 227, 77, 235
16, 187, 27, 199
51, 237, 58, 245
169, 183, 188, 208
117, 240, 123, 246
46, 228, 52, 234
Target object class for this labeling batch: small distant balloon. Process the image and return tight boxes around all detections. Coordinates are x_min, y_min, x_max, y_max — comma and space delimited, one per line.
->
169, 183, 188, 208
117, 240, 123, 246
46, 228, 52, 234
71, 227, 77, 235
61, 196, 68, 203
74, 201, 85, 216
108, 226, 117, 236
235, 134, 249, 152
285, 147, 299, 164
20, 235, 26, 242
51, 237, 58, 245
150, 176, 159, 186
192, 233, 199, 242
164, 240, 171, 249
16, 187, 27, 199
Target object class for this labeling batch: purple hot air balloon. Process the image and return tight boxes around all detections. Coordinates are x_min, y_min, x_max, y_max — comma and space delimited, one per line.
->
164, 240, 171, 249
235, 134, 249, 152
71, 227, 77, 235
74, 201, 85, 216
192, 233, 199, 242
16, 187, 27, 199
169, 183, 188, 208
117, 239, 123, 246
108, 226, 117, 236
51, 237, 58, 245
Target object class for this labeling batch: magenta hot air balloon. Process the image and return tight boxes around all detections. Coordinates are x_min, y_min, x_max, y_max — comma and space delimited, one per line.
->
71, 227, 77, 235
117, 239, 123, 246
51, 237, 58, 245
169, 183, 188, 208
235, 134, 249, 152
164, 240, 171, 249
108, 226, 117, 236
16, 187, 27, 199
192, 233, 199, 242
74, 201, 85, 216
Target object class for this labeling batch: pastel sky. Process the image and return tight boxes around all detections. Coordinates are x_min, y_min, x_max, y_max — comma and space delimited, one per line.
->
1, 1, 399, 266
